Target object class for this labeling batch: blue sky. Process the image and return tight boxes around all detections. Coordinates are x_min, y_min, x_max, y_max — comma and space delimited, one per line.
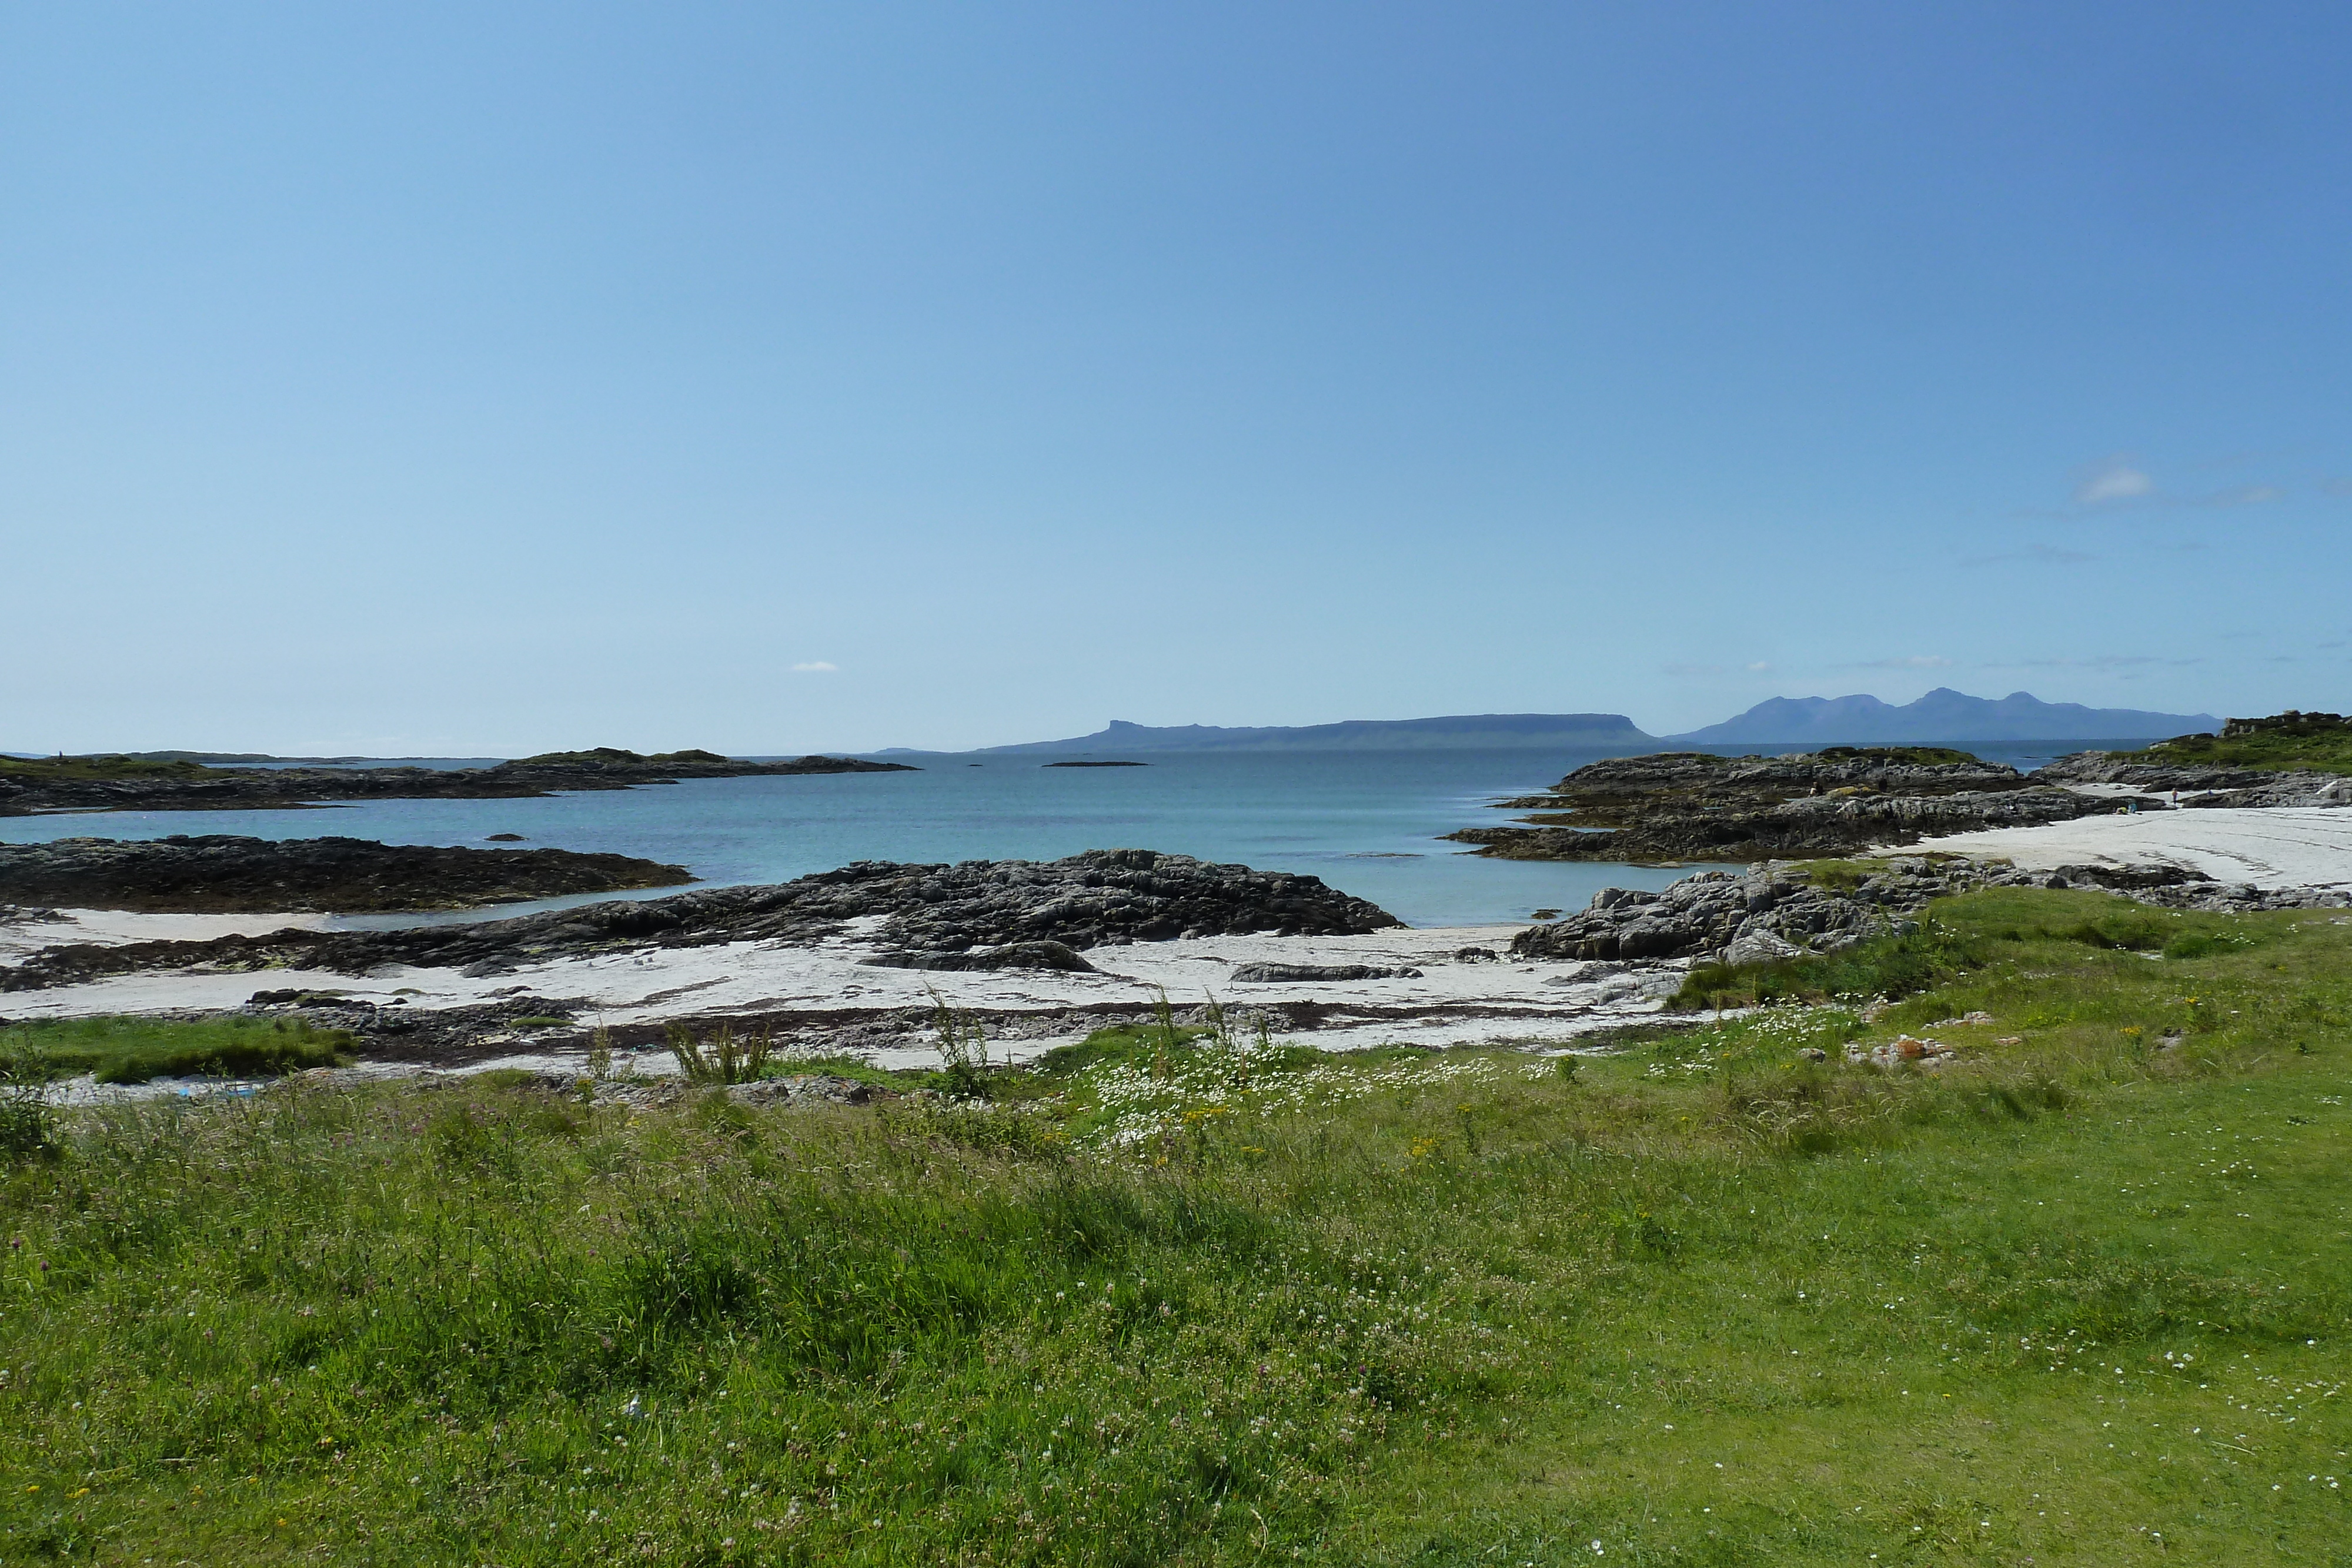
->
5, 2, 2347, 754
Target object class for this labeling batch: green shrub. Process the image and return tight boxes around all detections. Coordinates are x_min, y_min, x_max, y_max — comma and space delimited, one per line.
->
927, 987, 990, 1099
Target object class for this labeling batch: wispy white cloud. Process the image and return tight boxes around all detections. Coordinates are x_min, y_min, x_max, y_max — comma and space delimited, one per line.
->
1849, 655, 1953, 670
789, 661, 839, 674
1744, 661, 1773, 673
2030, 455, 2295, 518
2074, 456, 2154, 506
1963, 543, 2097, 567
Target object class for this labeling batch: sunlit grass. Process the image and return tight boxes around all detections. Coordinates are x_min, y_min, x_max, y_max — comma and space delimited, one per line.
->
2, 888, 2348, 1563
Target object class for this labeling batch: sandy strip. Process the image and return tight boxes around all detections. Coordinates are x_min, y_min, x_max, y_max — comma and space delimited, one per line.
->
3, 922, 1689, 1071
1880, 805, 2352, 891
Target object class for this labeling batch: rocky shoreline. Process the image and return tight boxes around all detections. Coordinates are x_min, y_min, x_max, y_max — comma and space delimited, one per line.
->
0, 747, 914, 817
0, 834, 693, 913
1446, 748, 2141, 862
10, 724, 2350, 1088
0, 849, 1401, 992
12, 822, 2351, 1089
1441, 744, 2352, 864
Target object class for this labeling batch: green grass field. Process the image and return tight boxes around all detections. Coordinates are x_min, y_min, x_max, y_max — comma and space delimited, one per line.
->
3, 886, 2348, 1564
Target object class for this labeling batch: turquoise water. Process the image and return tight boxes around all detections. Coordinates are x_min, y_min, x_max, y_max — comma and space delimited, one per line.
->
0, 741, 2120, 928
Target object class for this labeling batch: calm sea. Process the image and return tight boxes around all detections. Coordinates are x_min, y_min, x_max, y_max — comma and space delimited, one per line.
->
0, 741, 2123, 930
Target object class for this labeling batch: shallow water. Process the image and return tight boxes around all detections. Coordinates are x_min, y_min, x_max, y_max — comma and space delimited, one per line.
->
0, 740, 2126, 928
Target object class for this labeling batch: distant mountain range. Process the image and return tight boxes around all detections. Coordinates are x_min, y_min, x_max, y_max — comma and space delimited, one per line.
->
15, 690, 2224, 768
1663, 688, 2218, 745
961, 714, 1653, 755
948, 690, 2220, 755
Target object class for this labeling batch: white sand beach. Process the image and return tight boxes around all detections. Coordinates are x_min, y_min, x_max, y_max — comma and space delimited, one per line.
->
1883, 804, 2352, 892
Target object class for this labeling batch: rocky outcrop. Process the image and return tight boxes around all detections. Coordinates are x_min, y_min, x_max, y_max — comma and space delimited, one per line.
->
2006, 862, 2352, 912
1508, 853, 2352, 967
0, 748, 916, 817
1227, 961, 1422, 982
0, 849, 1401, 991
2032, 754, 2286, 793
1508, 860, 1965, 962
2032, 753, 2352, 809
0, 835, 694, 912
1451, 749, 2134, 862
2180, 776, 2352, 809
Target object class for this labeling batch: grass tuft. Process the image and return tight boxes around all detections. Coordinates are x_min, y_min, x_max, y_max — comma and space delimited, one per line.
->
665, 1022, 773, 1085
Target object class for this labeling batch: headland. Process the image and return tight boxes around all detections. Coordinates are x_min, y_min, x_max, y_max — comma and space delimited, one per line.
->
0, 746, 914, 816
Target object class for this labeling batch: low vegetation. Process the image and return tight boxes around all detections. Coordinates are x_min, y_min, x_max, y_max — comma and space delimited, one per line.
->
1808, 744, 1986, 766
4, 887, 2349, 1563
2123, 710, 2352, 773
0, 1015, 353, 1086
